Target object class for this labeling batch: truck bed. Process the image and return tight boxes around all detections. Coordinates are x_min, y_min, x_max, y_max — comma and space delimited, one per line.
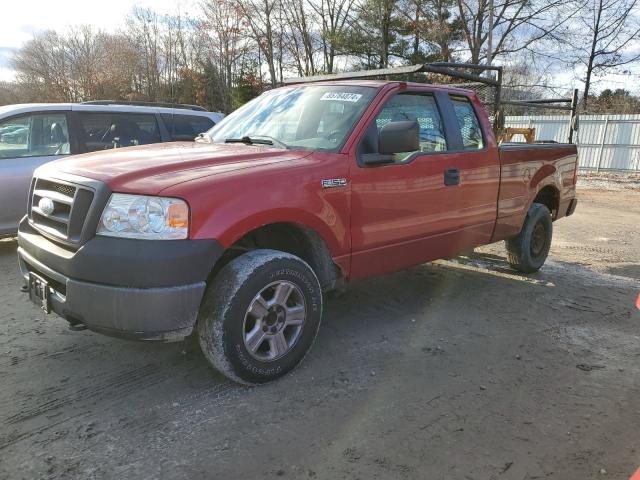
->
492, 143, 578, 242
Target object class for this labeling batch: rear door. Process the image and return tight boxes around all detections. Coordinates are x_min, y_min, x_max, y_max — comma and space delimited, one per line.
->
0, 111, 72, 235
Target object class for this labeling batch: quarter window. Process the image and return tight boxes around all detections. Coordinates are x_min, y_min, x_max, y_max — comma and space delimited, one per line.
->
451, 96, 484, 150
0, 114, 69, 159
373, 93, 447, 162
77, 113, 161, 152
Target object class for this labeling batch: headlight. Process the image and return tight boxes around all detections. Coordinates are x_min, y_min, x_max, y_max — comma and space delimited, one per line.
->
97, 194, 189, 240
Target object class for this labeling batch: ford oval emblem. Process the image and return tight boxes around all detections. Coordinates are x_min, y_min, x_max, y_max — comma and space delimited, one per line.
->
38, 197, 55, 216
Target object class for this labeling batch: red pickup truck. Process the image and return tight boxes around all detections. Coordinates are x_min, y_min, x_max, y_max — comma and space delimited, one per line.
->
17, 79, 577, 384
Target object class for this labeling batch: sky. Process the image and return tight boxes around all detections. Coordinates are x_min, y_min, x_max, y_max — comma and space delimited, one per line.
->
0, 0, 191, 82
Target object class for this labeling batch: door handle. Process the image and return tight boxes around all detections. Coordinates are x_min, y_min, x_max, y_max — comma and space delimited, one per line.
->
444, 168, 460, 186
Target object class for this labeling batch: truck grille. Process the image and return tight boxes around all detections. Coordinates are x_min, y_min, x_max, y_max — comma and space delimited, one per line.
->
29, 178, 95, 244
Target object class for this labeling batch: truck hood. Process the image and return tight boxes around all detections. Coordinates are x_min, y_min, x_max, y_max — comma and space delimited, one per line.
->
42, 142, 311, 194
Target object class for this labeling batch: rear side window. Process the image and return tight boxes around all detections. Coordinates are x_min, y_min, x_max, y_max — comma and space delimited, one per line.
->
161, 114, 215, 141
77, 113, 161, 152
373, 93, 447, 162
451, 96, 484, 150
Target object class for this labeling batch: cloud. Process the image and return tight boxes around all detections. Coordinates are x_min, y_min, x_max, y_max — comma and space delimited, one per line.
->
0, 67, 16, 82
0, 0, 195, 81
20, 25, 38, 35
0, 47, 17, 72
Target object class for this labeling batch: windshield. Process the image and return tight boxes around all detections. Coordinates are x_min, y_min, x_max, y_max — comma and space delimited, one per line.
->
207, 85, 378, 151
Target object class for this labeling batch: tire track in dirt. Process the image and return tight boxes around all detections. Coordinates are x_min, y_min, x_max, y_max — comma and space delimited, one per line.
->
0, 342, 103, 373
0, 363, 173, 450
0, 411, 90, 451
556, 243, 621, 257
0, 350, 240, 452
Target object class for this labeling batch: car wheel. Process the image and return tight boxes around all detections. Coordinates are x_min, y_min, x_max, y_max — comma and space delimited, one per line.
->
505, 202, 553, 273
197, 249, 323, 385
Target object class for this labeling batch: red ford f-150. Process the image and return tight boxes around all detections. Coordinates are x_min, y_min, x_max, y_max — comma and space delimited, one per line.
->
17, 78, 578, 384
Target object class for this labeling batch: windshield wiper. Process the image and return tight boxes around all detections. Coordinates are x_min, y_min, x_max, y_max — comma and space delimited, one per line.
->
224, 135, 288, 149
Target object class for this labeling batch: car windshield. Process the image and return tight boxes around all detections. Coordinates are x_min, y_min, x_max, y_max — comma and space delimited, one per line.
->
208, 85, 378, 151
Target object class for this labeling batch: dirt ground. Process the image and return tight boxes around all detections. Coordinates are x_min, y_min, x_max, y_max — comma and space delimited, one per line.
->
1, 179, 639, 480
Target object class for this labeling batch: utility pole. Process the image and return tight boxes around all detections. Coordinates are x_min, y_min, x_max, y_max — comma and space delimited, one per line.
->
487, 0, 494, 66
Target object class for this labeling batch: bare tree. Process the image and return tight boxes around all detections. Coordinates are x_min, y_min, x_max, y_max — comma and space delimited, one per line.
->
575, 0, 640, 106
456, 0, 580, 64
99, 34, 143, 100
13, 27, 141, 102
0, 82, 27, 104
126, 7, 163, 99
13, 31, 72, 101
236, 0, 281, 85
282, 0, 318, 75
202, 0, 249, 107
65, 26, 108, 100
308, 0, 356, 73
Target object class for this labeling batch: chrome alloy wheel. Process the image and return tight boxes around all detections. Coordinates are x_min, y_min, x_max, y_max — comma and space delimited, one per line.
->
243, 281, 307, 361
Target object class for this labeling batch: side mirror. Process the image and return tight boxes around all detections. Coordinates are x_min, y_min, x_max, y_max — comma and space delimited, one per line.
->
379, 120, 419, 154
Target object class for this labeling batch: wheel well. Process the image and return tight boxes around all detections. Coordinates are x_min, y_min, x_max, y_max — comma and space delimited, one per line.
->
209, 223, 342, 291
533, 186, 559, 218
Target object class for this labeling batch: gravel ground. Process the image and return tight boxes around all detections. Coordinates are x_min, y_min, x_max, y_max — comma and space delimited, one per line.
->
1, 184, 639, 480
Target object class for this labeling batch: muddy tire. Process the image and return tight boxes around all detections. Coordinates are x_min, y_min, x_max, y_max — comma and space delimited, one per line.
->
506, 202, 553, 273
197, 249, 323, 385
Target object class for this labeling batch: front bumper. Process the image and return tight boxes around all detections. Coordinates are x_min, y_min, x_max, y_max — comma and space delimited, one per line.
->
18, 218, 223, 341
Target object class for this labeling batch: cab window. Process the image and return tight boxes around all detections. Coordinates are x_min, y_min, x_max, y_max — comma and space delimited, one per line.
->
450, 96, 484, 150
0, 113, 70, 159
368, 93, 447, 163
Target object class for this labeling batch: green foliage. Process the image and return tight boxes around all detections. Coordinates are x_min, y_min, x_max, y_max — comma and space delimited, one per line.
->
230, 71, 263, 109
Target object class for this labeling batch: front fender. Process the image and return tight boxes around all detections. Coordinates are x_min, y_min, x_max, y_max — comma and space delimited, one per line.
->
161, 153, 352, 258
208, 207, 346, 255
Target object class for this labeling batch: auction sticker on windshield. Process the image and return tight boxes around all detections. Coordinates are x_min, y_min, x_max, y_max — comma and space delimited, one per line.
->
320, 92, 362, 102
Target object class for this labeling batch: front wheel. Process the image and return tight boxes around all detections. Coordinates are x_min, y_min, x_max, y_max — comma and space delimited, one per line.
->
197, 249, 323, 385
505, 202, 553, 273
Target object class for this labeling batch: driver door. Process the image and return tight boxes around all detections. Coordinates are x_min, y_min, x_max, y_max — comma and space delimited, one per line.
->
349, 89, 469, 278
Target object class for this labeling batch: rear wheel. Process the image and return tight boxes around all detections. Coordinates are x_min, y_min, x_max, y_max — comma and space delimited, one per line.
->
197, 249, 323, 385
505, 202, 553, 273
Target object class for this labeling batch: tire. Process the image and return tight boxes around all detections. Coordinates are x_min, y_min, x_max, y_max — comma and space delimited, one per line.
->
197, 249, 323, 385
505, 202, 553, 273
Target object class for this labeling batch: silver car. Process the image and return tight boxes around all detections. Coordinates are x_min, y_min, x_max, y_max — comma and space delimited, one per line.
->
0, 102, 224, 237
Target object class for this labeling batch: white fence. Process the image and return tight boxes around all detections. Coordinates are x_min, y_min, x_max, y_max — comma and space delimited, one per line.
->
505, 114, 640, 173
